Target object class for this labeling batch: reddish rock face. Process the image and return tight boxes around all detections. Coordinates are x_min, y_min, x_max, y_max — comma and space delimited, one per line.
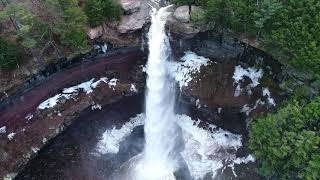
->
184, 60, 280, 113
0, 50, 146, 178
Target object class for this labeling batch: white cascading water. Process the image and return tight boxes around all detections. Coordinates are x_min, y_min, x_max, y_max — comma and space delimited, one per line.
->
135, 5, 179, 180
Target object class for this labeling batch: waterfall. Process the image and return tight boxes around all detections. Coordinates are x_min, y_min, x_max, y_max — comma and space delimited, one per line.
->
137, 5, 179, 180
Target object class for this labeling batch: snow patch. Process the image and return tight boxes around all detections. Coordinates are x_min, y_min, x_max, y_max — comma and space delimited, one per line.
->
7, 132, 16, 140
195, 99, 201, 109
95, 114, 145, 154
168, 51, 210, 89
130, 84, 138, 93
25, 113, 33, 121
38, 77, 114, 110
0, 126, 6, 134
233, 65, 263, 97
108, 78, 118, 90
262, 88, 276, 106
31, 147, 40, 153
91, 77, 108, 89
241, 99, 265, 116
91, 104, 102, 110
38, 94, 64, 110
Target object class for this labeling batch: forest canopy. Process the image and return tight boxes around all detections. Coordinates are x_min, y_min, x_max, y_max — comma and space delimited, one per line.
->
176, 0, 320, 74
249, 98, 320, 179
0, 0, 122, 70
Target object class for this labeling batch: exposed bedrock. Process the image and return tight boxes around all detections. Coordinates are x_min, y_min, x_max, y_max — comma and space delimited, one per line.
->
87, 0, 151, 47
169, 34, 284, 134
0, 49, 146, 178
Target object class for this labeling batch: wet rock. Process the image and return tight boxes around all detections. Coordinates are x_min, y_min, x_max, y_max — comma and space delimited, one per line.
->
0, 148, 9, 161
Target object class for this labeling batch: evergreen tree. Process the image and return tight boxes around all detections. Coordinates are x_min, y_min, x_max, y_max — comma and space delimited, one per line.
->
84, 0, 122, 27
0, 37, 21, 70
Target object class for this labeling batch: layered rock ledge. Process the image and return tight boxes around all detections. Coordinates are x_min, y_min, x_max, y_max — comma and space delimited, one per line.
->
0, 50, 146, 179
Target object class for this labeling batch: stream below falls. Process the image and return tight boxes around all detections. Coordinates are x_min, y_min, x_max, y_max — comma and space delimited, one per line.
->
15, 94, 260, 180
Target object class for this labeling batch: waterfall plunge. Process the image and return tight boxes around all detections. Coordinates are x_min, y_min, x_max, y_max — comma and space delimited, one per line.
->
137, 6, 180, 180
111, 6, 183, 180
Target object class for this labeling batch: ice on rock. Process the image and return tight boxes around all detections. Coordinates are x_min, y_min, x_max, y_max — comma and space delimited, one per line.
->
7, 132, 16, 140
233, 65, 263, 97
108, 78, 118, 90
262, 87, 276, 106
168, 51, 210, 89
0, 126, 6, 134
38, 77, 112, 110
130, 84, 138, 93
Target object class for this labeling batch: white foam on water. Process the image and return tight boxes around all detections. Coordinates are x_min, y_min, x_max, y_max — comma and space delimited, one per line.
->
168, 51, 210, 89
176, 114, 242, 179
95, 113, 245, 179
96, 114, 145, 154
227, 154, 255, 177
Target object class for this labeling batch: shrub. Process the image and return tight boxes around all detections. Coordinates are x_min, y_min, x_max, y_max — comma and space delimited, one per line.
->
84, 0, 122, 27
249, 98, 320, 179
0, 38, 21, 70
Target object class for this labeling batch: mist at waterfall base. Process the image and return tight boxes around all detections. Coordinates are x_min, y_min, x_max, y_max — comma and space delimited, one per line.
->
100, 6, 250, 180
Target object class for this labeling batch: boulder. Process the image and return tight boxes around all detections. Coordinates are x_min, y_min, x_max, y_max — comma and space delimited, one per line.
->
120, 0, 141, 14
167, 6, 207, 39
173, 5, 190, 23
117, 3, 151, 34
89, 0, 151, 46
101, 23, 141, 47
87, 26, 103, 40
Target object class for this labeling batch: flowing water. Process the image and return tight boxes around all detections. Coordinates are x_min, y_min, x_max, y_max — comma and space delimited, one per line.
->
130, 6, 181, 180
143, 4, 178, 173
